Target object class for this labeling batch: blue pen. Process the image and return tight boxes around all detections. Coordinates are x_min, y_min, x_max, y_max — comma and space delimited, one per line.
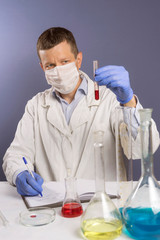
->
22, 157, 43, 197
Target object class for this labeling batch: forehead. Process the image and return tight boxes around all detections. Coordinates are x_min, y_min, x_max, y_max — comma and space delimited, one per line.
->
39, 41, 74, 61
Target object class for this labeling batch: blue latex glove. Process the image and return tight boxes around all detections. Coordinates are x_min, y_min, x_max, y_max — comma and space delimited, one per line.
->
16, 170, 44, 196
95, 65, 133, 104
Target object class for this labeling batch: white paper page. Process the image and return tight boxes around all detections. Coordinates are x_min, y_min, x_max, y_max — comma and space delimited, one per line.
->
24, 179, 118, 208
24, 181, 65, 208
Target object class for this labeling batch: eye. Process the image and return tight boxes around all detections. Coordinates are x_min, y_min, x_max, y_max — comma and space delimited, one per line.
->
45, 64, 55, 70
62, 60, 69, 65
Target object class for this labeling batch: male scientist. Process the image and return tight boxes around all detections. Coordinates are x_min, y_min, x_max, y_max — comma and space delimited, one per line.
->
3, 27, 160, 196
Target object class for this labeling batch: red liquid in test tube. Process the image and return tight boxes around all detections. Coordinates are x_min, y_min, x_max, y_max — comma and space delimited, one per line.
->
93, 60, 99, 100
95, 89, 99, 100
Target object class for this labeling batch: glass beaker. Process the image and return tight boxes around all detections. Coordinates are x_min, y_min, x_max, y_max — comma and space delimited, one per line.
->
81, 131, 122, 240
61, 176, 83, 218
115, 106, 133, 209
123, 108, 160, 239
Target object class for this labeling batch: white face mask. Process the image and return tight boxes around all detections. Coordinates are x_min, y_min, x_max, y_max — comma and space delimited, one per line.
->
45, 62, 80, 94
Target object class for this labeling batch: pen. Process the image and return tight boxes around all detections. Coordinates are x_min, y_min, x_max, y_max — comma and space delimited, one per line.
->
22, 157, 43, 197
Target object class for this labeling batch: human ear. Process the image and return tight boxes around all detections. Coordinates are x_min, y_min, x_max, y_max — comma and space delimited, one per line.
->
39, 62, 44, 71
76, 52, 83, 69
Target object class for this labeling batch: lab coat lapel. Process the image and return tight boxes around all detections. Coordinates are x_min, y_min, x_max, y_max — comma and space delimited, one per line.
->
44, 90, 70, 136
69, 73, 100, 132
69, 100, 90, 131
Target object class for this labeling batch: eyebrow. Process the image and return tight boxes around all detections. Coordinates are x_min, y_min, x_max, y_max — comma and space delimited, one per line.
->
44, 62, 55, 66
60, 58, 70, 61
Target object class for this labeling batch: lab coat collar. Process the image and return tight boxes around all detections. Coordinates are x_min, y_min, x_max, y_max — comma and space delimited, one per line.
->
42, 87, 55, 107
41, 89, 70, 135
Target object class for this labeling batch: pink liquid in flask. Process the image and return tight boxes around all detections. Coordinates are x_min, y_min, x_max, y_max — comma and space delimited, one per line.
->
61, 202, 83, 218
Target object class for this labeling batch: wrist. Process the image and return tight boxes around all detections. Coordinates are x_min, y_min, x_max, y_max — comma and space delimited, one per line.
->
13, 169, 27, 185
122, 95, 137, 108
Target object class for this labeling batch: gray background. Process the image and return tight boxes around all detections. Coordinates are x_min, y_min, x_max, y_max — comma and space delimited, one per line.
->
1, 0, 160, 181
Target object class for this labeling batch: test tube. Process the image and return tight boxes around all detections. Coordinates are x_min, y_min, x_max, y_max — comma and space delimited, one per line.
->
93, 60, 99, 100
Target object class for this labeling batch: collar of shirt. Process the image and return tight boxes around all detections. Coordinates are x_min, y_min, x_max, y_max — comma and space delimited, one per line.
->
52, 74, 88, 124
52, 73, 88, 104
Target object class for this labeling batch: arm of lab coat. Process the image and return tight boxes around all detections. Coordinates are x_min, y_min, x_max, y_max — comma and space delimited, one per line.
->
120, 119, 160, 159
111, 99, 160, 160
3, 100, 35, 185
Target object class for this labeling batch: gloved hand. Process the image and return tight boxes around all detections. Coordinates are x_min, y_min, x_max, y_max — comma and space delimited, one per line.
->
16, 170, 44, 196
95, 65, 133, 104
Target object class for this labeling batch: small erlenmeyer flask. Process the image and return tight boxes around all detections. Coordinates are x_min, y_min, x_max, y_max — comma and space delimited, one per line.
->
81, 131, 122, 240
123, 108, 160, 239
61, 176, 83, 218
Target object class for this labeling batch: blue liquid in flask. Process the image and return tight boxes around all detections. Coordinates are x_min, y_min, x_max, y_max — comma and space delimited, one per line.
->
124, 207, 160, 239
122, 109, 160, 240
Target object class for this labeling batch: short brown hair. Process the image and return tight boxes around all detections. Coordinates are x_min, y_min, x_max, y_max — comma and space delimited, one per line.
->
37, 27, 79, 60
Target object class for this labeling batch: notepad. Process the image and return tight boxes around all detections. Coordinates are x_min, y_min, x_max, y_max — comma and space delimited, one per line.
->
22, 179, 118, 209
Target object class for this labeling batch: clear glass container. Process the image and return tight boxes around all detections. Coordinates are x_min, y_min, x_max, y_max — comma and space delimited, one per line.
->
61, 176, 83, 218
81, 131, 122, 240
19, 207, 56, 226
115, 106, 133, 209
93, 60, 99, 100
123, 108, 160, 239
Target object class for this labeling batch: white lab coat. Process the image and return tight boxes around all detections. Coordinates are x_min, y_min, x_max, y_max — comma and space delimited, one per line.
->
3, 71, 160, 184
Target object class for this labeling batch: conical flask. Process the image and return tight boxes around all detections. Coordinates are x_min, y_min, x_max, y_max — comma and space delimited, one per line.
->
123, 108, 160, 239
61, 176, 83, 218
81, 131, 122, 240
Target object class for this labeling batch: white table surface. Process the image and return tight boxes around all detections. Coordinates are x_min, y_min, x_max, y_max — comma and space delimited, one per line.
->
0, 181, 134, 240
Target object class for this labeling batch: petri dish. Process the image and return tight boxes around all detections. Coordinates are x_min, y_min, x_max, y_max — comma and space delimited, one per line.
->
19, 207, 56, 226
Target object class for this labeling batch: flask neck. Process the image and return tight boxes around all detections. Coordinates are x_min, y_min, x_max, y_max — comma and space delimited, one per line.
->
94, 135, 105, 193
64, 177, 77, 199
140, 118, 154, 177
141, 155, 154, 177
